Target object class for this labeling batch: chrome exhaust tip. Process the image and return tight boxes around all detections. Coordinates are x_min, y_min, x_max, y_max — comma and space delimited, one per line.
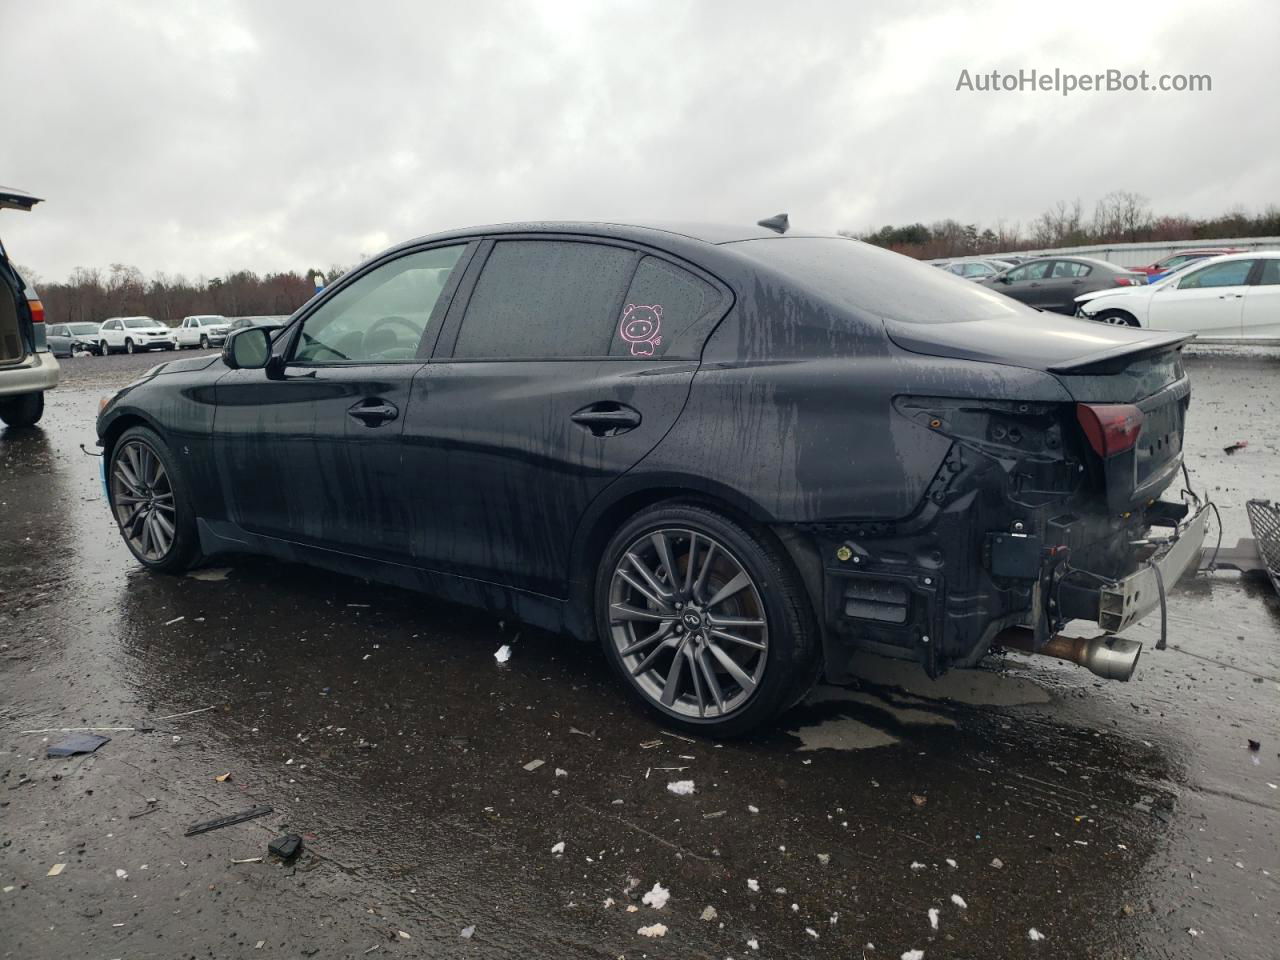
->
1079, 635, 1143, 682
996, 629, 1143, 681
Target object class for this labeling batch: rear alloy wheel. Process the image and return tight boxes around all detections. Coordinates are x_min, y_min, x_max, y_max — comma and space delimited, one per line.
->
108, 427, 198, 572
125, 338, 136, 354
597, 503, 820, 736
1095, 309, 1139, 327
0, 390, 44, 428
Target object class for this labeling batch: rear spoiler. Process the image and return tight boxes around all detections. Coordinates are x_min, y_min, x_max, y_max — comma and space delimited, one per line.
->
1047, 331, 1193, 374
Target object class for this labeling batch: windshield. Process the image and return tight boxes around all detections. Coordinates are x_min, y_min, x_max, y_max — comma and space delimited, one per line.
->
728, 237, 1025, 324
69, 323, 100, 334
124, 317, 162, 329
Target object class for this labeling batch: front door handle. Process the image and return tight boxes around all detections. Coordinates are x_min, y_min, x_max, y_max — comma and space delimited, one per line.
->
347, 398, 399, 427
570, 402, 642, 437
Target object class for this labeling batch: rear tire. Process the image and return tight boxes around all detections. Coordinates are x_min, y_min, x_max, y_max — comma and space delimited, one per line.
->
0, 391, 44, 428
596, 501, 821, 737
1095, 309, 1139, 327
107, 425, 199, 573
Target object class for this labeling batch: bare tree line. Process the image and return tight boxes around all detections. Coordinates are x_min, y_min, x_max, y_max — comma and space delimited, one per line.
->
17, 263, 351, 327
849, 194, 1280, 260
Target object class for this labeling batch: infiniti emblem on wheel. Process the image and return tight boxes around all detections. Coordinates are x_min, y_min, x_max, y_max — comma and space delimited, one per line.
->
682, 611, 703, 631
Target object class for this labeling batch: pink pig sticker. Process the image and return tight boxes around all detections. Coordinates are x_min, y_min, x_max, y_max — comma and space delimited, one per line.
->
619, 303, 663, 356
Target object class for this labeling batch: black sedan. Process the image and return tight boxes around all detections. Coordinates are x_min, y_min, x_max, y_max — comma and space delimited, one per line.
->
96, 221, 1205, 735
981, 256, 1147, 314
46, 322, 103, 357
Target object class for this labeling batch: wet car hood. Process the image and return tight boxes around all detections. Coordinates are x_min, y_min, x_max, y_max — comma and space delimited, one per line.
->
883, 313, 1186, 373
150, 353, 221, 376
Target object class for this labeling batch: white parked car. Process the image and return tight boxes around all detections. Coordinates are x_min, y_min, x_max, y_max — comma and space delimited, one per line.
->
1076, 252, 1280, 339
175, 314, 231, 349
97, 316, 177, 354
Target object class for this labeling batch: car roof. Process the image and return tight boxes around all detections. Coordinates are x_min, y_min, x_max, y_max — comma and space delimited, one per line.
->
403, 220, 838, 248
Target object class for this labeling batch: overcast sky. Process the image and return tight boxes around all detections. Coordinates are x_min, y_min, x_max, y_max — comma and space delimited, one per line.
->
3, 0, 1277, 280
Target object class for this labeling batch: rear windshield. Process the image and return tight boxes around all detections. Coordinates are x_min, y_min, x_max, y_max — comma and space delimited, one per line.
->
728, 237, 1024, 324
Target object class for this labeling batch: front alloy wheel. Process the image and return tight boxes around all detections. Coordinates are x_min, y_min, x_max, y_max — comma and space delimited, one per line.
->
125, 338, 136, 354
110, 438, 178, 562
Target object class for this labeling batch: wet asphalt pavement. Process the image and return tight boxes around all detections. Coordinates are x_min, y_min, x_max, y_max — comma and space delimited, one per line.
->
2, 348, 1278, 959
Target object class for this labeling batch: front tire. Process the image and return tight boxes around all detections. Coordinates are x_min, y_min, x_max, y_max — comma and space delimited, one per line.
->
0, 391, 44, 428
125, 338, 136, 354
1094, 309, 1139, 327
596, 502, 820, 737
199, 334, 210, 349
107, 426, 199, 572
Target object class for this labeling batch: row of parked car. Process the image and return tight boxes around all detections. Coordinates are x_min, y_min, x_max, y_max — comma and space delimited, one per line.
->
932, 248, 1279, 338
45, 314, 290, 357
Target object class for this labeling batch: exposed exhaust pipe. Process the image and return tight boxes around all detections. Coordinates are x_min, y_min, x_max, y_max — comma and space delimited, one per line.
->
997, 629, 1143, 681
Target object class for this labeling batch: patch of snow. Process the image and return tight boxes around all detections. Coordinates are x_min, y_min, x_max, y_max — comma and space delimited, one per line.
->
1029, 928, 1046, 942
637, 923, 667, 938
928, 908, 939, 930
550, 841, 565, 855
494, 644, 512, 663
747, 878, 759, 891
950, 894, 967, 909
642, 882, 670, 909
902, 950, 924, 960
667, 780, 695, 795
700, 905, 718, 921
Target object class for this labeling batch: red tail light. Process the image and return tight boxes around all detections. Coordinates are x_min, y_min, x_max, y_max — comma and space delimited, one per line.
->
1114, 276, 1144, 286
28, 299, 45, 324
1076, 403, 1143, 457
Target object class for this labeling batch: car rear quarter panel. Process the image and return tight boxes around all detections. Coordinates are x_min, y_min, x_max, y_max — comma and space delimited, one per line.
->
631, 271, 1074, 524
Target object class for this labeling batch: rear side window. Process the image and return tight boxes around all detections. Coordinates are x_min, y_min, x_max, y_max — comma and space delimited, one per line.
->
1258, 260, 1280, 286
1051, 261, 1092, 278
454, 240, 634, 359
609, 256, 717, 357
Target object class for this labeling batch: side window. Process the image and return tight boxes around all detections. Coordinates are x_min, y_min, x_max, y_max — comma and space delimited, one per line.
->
1178, 260, 1254, 289
1008, 262, 1052, 282
1258, 260, 1280, 286
453, 240, 634, 359
1051, 261, 1091, 278
609, 256, 718, 357
294, 245, 465, 363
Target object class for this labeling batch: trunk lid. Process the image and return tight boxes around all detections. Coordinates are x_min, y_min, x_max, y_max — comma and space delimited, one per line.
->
885, 313, 1194, 512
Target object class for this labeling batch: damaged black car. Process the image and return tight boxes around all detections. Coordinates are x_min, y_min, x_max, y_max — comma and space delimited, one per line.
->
96, 221, 1207, 735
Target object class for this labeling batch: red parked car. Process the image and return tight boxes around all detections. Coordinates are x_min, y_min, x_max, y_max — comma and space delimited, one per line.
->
1137, 248, 1244, 282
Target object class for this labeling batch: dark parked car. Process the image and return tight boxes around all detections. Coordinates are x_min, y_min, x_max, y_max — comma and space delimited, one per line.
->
47, 322, 105, 357
981, 256, 1147, 314
96, 222, 1206, 735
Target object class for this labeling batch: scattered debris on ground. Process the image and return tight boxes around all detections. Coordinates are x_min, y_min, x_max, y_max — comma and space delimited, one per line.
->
666, 780, 695, 795
642, 882, 670, 909
46, 733, 110, 758
522, 759, 544, 772
494, 644, 512, 663
268, 834, 303, 861
1223, 441, 1249, 455
184, 805, 273, 837
637, 923, 667, 938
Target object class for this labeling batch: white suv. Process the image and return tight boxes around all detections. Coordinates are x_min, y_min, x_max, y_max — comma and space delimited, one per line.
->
98, 316, 177, 354
175, 314, 231, 349
1, 186, 58, 428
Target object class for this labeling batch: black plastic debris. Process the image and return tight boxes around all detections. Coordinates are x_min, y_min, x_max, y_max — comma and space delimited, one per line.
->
185, 804, 273, 837
1223, 441, 1248, 455
268, 833, 303, 861
1248, 739, 1261, 752
47, 734, 110, 758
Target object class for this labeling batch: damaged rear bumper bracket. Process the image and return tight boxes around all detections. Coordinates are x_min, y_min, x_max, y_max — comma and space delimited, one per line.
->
1098, 499, 1208, 633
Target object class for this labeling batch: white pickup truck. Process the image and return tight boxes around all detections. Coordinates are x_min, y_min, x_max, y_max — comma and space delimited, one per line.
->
98, 316, 177, 354
175, 314, 231, 349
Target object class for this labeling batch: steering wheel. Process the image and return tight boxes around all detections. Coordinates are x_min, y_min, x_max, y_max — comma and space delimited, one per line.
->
366, 315, 420, 343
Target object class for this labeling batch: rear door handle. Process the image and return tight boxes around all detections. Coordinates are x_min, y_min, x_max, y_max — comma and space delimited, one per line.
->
1218, 293, 1243, 299
347, 398, 399, 427
570, 402, 641, 437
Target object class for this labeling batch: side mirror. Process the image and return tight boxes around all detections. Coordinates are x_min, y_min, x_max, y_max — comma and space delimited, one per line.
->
998, 274, 1013, 284
222, 327, 272, 370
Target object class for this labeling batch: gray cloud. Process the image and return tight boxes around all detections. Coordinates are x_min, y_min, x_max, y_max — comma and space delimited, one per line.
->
3, 0, 1277, 279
